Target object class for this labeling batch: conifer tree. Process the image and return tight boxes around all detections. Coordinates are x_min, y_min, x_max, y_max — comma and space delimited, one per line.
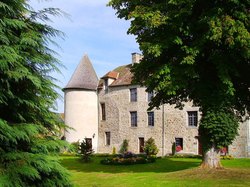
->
144, 137, 159, 157
0, 0, 72, 186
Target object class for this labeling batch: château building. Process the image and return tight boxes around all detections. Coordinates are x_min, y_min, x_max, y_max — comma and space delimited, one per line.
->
63, 53, 250, 157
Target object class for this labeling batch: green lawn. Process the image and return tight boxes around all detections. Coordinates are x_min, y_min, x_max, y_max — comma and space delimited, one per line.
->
60, 156, 250, 187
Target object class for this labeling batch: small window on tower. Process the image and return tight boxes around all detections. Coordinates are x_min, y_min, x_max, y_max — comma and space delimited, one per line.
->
105, 132, 111, 146
101, 103, 106, 120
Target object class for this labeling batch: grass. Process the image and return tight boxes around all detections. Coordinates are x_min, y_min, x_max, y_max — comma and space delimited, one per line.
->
60, 156, 250, 187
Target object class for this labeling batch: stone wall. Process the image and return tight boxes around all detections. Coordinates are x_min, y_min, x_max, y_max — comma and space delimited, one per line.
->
229, 119, 249, 157
97, 85, 200, 156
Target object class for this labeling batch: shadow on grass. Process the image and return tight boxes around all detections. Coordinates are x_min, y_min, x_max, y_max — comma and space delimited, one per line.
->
60, 156, 201, 174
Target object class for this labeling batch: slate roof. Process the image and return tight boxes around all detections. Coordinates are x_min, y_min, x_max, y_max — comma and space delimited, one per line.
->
64, 55, 99, 91
99, 64, 133, 87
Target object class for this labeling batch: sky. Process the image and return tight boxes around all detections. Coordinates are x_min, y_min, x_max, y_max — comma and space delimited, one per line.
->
29, 0, 139, 113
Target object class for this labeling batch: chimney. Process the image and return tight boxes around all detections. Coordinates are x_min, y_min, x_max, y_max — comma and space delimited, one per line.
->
132, 52, 143, 65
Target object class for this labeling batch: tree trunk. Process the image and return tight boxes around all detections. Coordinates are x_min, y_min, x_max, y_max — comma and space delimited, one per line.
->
200, 146, 223, 169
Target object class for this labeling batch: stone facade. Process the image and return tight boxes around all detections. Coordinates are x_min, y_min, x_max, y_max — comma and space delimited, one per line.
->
98, 85, 202, 156
229, 119, 250, 157
97, 84, 250, 157
64, 53, 250, 158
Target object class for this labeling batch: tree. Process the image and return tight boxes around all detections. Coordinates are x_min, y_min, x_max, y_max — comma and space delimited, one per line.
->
119, 139, 129, 154
0, 0, 72, 186
79, 138, 94, 162
144, 137, 159, 157
109, 0, 249, 168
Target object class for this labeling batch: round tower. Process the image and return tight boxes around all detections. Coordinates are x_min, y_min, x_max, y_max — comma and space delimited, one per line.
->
63, 54, 99, 152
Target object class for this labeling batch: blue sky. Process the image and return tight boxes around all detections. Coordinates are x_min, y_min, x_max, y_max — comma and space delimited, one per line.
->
29, 0, 139, 113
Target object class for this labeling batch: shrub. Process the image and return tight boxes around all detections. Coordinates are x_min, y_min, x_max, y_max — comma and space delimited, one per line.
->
166, 154, 202, 159
221, 155, 234, 160
119, 139, 129, 154
112, 147, 117, 155
144, 137, 159, 156
171, 142, 176, 155
79, 138, 94, 162
69, 141, 80, 153
100, 152, 156, 165
122, 151, 136, 158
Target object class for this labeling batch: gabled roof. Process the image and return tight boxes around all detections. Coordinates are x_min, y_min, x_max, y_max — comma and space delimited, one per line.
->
101, 71, 119, 79
110, 64, 133, 86
64, 55, 99, 91
99, 64, 133, 87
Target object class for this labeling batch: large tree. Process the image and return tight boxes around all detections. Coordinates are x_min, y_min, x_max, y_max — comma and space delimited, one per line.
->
0, 0, 72, 186
109, 0, 250, 168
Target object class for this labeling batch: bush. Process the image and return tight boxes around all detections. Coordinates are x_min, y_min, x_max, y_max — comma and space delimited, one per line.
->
100, 152, 156, 165
119, 139, 129, 154
79, 138, 94, 162
166, 154, 202, 159
144, 137, 159, 156
171, 142, 176, 155
221, 155, 234, 160
112, 147, 117, 154
69, 141, 80, 153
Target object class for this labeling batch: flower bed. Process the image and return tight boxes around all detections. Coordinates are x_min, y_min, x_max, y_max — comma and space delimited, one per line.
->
100, 152, 156, 165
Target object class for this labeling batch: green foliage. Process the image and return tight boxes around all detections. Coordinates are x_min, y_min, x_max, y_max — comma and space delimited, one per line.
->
166, 154, 202, 159
79, 138, 94, 162
199, 109, 239, 152
109, 0, 249, 165
0, 0, 72, 186
100, 153, 156, 165
119, 139, 129, 154
69, 141, 80, 154
221, 155, 234, 160
112, 147, 117, 155
144, 137, 159, 156
61, 156, 250, 186
171, 142, 176, 156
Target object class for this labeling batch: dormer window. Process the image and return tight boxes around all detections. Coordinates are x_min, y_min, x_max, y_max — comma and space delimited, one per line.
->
101, 71, 119, 94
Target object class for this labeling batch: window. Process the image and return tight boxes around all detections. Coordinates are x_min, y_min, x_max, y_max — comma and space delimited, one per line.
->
147, 91, 154, 102
188, 111, 198, 127
130, 88, 137, 102
104, 79, 108, 93
101, 103, 106, 120
105, 132, 111, 145
130, 111, 137, 127
147, 112, 154, 126
139, 137, 144, 153
175, 138, 183, 152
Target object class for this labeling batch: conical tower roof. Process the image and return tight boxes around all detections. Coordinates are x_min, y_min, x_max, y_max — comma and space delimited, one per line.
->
64, 54, 99, 91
